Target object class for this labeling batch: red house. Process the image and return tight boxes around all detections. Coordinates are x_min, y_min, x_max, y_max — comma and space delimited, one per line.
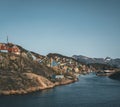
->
0, 43, 20, 55
8, 45, 20, 54
0, 43, 8, 50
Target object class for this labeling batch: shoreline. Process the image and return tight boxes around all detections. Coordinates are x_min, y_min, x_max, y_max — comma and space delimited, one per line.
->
0, 79, 77, 96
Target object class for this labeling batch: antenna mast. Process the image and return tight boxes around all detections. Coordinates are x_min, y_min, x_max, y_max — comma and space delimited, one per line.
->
6, 32, 9, 43
7, 35, 8, 43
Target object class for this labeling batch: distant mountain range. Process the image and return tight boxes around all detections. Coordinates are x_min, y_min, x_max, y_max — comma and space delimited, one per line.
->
72, 55, 120, 68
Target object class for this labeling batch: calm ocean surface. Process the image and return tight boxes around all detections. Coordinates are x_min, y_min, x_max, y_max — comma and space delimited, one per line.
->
0, 73, 120, 107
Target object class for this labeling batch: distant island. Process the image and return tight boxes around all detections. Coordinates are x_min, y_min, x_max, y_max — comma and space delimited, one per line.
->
0, 43, 120, 95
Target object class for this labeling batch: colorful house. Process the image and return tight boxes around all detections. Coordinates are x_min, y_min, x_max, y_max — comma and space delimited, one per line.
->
8, 45, 20, 55
0, 43, 20, 55
0, 43, 7, 50
52, 74, 64, 79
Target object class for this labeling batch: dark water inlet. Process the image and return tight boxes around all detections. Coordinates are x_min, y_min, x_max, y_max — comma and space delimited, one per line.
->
0, 73, 120, 107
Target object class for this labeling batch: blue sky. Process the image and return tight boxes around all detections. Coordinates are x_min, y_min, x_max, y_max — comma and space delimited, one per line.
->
0, 0, 120, 58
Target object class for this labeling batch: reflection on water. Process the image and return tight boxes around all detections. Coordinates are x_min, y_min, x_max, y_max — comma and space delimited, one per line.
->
0, 73, 120, 107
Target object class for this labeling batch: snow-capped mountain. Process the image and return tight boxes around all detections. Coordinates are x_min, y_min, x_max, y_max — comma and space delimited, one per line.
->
72, 55, 120, 68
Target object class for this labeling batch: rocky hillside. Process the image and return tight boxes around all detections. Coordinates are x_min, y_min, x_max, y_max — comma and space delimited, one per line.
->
0, 44, 81, 95
0, 52, 56, 95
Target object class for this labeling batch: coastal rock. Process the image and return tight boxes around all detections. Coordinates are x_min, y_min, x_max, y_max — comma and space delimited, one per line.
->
0, 73, 54, 95
23, 73, 55, 89
109, 71, 120, 80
